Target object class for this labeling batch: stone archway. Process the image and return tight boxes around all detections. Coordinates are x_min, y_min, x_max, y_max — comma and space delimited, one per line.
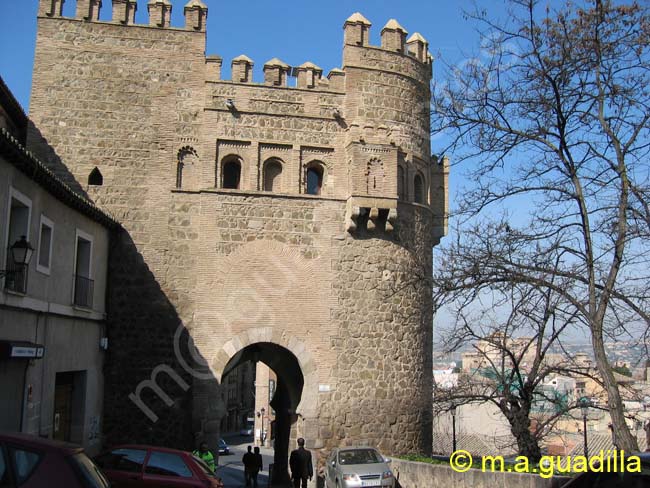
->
213, 333, 318, 484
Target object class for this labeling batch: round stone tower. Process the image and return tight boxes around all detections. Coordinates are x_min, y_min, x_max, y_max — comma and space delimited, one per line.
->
28, 1, 448, 481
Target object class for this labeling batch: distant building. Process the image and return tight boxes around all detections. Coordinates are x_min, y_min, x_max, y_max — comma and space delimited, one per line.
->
220, 360, 255, 433
0, 76, 117, 454
433, 362, 458, 389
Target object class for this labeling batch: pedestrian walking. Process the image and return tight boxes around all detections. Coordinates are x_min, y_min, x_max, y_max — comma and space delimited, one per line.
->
242, 445, 255, 487
289, 438, 313, 488
250, 446, 263, 488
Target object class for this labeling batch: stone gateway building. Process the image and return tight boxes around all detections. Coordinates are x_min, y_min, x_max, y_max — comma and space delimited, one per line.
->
27, 0, 447, 480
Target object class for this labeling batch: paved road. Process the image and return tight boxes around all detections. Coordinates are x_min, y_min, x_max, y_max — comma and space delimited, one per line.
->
216, 435, 275, 488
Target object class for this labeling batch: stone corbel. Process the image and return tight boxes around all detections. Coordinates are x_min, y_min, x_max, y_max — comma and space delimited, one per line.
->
367, 207, 380, 231
346, 204, 362, 233
385, 208, 398, 233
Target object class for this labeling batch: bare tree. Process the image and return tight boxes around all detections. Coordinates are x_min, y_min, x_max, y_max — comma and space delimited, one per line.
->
432, 0, 650, 452
434, 262, 587, 461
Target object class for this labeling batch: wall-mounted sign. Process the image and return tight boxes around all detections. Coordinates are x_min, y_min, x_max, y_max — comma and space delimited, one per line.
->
11, 346, 44, 358
0, 341, 45, 359
318, 384, 331, 392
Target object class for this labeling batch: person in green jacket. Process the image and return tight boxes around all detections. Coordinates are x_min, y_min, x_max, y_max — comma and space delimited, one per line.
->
193, 442, 216, 472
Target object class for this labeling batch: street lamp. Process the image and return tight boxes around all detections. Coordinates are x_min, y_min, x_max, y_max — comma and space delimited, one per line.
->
450, 405, 457, 453
0, 236, 34, 277
579, 397, 591, 457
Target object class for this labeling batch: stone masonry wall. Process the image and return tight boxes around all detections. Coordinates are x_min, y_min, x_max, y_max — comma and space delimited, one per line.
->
390, 459, 570, 488
29, 14, 208, 448
27, 3, 444, 463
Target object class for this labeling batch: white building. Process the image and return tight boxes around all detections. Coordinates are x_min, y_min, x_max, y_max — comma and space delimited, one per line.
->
0, 77, 117, 454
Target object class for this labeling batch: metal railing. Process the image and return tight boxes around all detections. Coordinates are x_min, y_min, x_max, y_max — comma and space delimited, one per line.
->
73, 274, 94, 308
3, 260, 28, 294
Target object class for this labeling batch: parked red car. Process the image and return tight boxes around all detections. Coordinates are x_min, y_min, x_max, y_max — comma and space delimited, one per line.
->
94, 445, 223, 488
0, 432, 110, 487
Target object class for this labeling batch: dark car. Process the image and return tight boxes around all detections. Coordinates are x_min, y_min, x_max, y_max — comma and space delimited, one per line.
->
217, 439, 229, 456
95, 444, 223, 488
560, 452, 650, 488
0, 432, 110, 488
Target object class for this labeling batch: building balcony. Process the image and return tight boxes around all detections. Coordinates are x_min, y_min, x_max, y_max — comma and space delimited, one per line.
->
73, 274, 94, 308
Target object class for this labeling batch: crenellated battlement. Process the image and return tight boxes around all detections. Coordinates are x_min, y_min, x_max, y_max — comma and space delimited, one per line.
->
37, 2, 431, 89
38, 0, 208, 32
200, 12, 431, 92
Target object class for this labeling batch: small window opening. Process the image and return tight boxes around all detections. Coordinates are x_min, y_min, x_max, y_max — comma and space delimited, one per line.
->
176, 161, 184, 188
88, 167, 103, 186
397, 166, 405, 200
263, 160, 283, 192
306, 166, 323, 195
414, 173, 425, 204
223, 160, 241, 189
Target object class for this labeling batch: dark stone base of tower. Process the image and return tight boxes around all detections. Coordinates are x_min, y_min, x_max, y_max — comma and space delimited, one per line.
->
28, 0, 448, 474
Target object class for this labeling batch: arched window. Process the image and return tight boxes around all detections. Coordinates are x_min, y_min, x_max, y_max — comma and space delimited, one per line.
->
397, 166, 405, 200
222, 159, 241, 189
263, 159, 283, 192
366, 158, 385, 196
176, 146, 199, 189
88, 167, 103, 186
414, 173, 425, 204
305, 164, 324, 195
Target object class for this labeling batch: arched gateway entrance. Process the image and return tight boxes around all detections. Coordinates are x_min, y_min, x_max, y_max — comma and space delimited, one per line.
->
214, 336, 317, 484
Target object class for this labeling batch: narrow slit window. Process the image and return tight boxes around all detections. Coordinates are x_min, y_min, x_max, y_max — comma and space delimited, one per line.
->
414, 173, 425, 204
37, 216, 54, 274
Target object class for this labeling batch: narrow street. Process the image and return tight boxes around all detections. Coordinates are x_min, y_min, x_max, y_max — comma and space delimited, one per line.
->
217, 434, 276, 488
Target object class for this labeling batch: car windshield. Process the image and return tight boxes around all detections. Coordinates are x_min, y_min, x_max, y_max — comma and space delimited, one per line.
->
338, 449, 383, 465
69, 453, 111, 488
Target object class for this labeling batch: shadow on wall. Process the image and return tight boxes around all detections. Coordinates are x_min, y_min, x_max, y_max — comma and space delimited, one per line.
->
103, 229, 221, 451
26, 121, 91, 199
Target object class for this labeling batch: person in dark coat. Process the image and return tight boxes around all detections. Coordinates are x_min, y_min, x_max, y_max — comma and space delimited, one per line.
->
251, 446, 263, 488
289, 438, 313, 488
242, 445, 254, 487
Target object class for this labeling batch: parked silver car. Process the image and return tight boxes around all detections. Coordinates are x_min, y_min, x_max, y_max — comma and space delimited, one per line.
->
325, 447, 395, 488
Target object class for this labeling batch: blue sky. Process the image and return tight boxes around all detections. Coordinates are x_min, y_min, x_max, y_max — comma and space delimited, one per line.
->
0, 0, 482, 114
0, 0, 490, 213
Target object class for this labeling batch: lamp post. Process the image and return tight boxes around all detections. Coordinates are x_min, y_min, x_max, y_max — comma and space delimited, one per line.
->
450, 405, 457, 453
0, 236, 34, 278
579, 397, 591, 457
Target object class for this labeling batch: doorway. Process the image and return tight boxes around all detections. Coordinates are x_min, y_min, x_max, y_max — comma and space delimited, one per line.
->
221, 342, 304, 484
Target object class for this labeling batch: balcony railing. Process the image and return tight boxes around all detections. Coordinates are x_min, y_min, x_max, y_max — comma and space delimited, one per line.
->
74, 274, 94, 308
4, 260, 28, 294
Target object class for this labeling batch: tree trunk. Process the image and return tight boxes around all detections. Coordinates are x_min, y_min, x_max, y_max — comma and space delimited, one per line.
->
502, 403, 542, 462
591, 328, 639, 452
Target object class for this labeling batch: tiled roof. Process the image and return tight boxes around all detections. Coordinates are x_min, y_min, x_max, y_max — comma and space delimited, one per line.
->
567, 432, 647, 456
432, 430, 518, 457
